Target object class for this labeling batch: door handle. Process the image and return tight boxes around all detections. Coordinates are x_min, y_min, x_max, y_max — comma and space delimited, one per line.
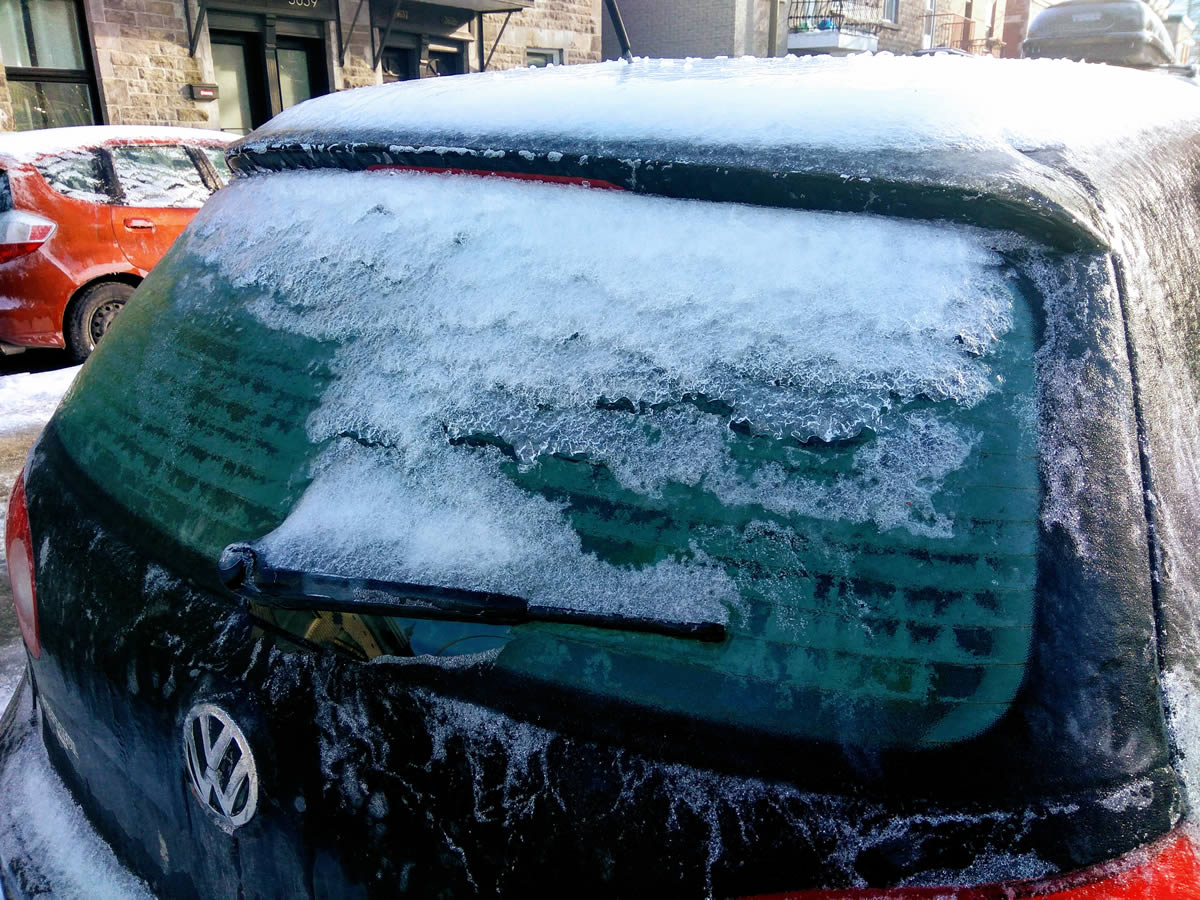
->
123, 217, 154, 230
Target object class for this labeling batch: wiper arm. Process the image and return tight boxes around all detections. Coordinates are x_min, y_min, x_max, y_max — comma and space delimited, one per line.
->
218, 543, 726, 643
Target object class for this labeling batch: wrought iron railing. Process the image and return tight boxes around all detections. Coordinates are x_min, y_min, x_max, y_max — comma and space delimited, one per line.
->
924, 12, 1001, 54
788, 0, 884, 37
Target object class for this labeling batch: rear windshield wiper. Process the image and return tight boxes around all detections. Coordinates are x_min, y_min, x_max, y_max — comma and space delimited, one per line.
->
218, 543, 726, 643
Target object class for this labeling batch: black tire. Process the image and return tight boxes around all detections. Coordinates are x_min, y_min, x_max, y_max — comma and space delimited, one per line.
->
67, 280, 135, 362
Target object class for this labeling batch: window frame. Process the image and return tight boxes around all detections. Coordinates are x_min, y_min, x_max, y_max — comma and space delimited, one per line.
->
525, 47, 564, 67
883, 0, 900, 24
2, 0, 102, 130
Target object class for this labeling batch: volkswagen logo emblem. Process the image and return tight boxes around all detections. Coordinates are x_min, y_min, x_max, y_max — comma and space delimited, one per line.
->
183, 703, 258, 830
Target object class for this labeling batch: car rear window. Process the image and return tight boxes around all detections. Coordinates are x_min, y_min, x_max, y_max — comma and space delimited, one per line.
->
34, 149, 110, 203
109, 144, 210, 208
53, 170, 1042, 751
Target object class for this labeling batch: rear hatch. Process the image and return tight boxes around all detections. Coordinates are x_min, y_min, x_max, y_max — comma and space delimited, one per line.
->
38, 164, 1178, 894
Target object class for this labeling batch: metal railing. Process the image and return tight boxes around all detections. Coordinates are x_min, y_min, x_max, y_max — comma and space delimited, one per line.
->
788, 0, 884, 37
924, 12, 1002, 54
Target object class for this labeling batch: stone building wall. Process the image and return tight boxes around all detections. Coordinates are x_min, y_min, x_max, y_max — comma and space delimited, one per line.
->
876, 0, 927, 53
336, 0, 380, 90
0, 0, 602, 132
82, 0, 217, 128
481, 0, 602, 71
602, 0, 737, 59
0, 61, 13, 131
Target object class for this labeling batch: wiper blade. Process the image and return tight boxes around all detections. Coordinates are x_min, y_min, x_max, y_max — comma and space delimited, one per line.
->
218, 543, 726, 643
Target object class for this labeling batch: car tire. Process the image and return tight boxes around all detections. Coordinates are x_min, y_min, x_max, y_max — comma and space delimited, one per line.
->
67, 281, 134, 362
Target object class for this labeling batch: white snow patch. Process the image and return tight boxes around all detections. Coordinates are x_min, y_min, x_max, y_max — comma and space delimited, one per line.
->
244, 56, 1200, 157
0, 686, 154, 898
0, 366, 80, 436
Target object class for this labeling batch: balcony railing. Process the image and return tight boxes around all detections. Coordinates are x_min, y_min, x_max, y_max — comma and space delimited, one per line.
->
788, 0, 885, 38
924, 12, 1003, 55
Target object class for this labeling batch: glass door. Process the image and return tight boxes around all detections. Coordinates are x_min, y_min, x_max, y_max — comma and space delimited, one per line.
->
211, 32, 266, 135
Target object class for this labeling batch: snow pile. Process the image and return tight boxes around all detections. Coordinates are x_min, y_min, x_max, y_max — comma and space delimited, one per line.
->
0, 684, 154, 899
243, 55, 1200, 158
0, 366, 80, 436
181, 168, 1021, 621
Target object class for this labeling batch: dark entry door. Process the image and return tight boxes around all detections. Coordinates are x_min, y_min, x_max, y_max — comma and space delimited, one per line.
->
274, 37, 327, 110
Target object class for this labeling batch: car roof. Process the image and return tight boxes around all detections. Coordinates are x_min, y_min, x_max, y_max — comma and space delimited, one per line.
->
231, 55, 1200, 251
0, 125, 233, 165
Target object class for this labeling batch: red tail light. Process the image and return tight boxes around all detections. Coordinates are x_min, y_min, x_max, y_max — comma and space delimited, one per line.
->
0, 210, 55, 264
746, 829, 1200, 899
5, 469, 40, 659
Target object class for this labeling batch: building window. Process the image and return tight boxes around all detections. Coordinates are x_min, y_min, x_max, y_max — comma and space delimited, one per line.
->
883, 0, 900, 22
0, 0, 99, 130
526, 48, 563, 67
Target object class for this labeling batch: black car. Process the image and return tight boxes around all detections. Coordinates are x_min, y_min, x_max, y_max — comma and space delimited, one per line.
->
4, 55, 1200, 897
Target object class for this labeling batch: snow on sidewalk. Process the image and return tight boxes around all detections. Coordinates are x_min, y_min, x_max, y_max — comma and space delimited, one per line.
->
0, 365, 80, 436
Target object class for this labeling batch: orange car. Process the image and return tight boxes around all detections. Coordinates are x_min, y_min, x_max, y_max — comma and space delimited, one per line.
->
0, 126, 232, 361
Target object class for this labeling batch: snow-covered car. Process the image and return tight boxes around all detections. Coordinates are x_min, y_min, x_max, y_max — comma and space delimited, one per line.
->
0, 126, 233, 362
5, 55, 1200, 897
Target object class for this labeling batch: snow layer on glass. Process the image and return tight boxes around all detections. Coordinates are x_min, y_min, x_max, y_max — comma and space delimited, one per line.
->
109, 145, 212, 208
182, 169, 1020, 624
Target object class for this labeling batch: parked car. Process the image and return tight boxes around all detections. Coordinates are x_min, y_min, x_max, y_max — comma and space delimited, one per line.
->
5, 55, 1200, 897
1023, 0, 1175, 66
0, 126, 232, 362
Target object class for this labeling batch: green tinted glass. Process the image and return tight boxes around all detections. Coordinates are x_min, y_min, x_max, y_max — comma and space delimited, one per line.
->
53, 247, 335, 559
53, 171, 1040, 750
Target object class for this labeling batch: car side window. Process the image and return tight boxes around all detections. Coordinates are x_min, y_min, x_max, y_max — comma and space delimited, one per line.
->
109, 145, 211, 208
34, 149, 111, 203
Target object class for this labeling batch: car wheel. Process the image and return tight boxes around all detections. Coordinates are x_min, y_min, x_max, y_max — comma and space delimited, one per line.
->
67, 281, 134, 362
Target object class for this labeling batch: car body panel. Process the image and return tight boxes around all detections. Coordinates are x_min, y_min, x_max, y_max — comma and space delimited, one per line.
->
109, 205, 193, 273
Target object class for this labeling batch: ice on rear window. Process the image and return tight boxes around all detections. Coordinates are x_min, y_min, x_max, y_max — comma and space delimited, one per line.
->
101, 167, 1044, 747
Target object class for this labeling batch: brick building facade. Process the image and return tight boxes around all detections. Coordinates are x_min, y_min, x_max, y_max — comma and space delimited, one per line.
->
0, 0, 601, 133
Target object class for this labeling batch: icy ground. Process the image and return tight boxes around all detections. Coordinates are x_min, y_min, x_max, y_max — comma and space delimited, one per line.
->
0, 681, 153, 898
1, 364, 79, 712
0, 364, 141, 898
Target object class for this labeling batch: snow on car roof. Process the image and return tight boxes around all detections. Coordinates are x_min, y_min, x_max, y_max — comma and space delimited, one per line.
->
0, 125, 232, 163
241, 54, 1200, 158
